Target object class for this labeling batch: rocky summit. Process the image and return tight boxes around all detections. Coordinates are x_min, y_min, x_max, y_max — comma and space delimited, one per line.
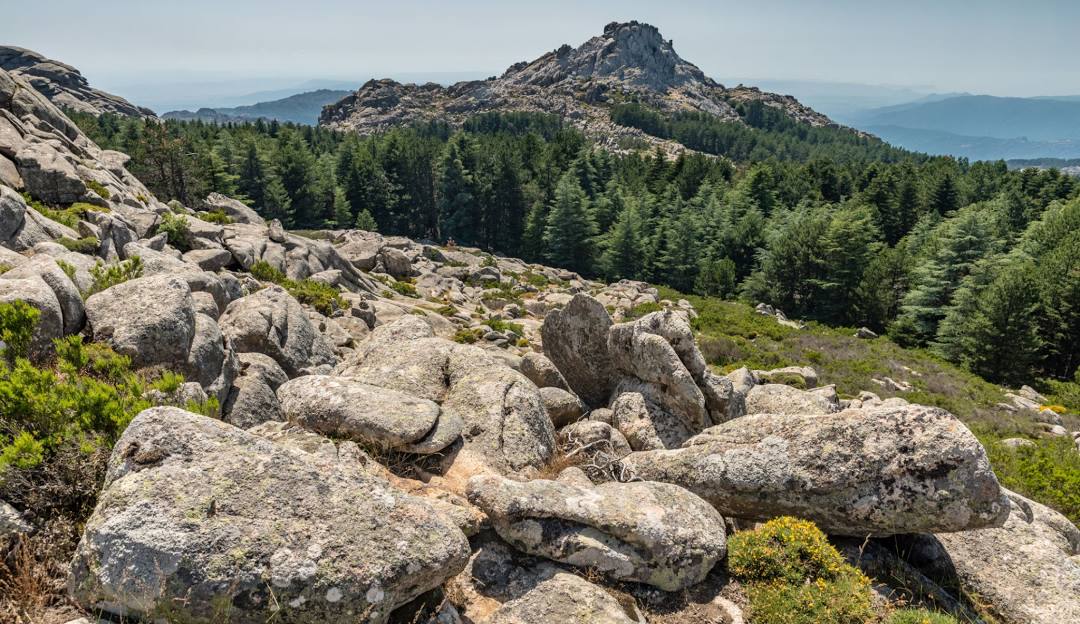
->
320, 21, 832, 152
0, 28, 1079, 624
0, 46, 154, 117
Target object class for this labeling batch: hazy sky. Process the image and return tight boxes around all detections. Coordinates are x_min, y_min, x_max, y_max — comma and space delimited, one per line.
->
5, 0, 1079, 97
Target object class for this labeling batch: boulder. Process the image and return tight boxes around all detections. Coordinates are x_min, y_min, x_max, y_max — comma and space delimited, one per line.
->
518, 352, 571, 391
0, 275, 64, 359
744, 383, 838, 415
700, 371, 744, 423
610, 387, 694, 451
443, 367, 556, 475
84, 275, 195, 370
0, 499, 30, 541
182, 248, 232, 272
14, 141, 85, 204
608, 312, 707, 432
485, 572, 640, 624
203, 192, 263, 225
468, 474, 726, 590
538, 386, 587, 427
218, 285, 336, 377
222, 353, 288, 429
903, 489, 1080, 624
540, 293, 615, 407
0, 184, 26, 243
277, 375, 441, 448
69, 407, 471, 624
376, 247, 412, 279
620, 405, 1010, 536
2, 255, 84, 335
754, 365, 819, 388
181, 312, 237, 403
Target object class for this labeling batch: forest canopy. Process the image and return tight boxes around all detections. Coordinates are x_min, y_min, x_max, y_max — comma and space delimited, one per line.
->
69, 110, 1080, 385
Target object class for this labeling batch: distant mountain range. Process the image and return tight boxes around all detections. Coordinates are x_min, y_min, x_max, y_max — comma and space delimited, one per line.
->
840, 94, 1080, 160
163, 89, 352, 125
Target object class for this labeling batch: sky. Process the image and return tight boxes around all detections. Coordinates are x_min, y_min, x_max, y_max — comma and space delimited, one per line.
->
4, 0, 1079, 105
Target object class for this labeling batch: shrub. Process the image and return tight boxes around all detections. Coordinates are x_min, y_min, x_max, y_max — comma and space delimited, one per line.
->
885, 609, 958, 624
0, 334, 149, 471
453, 328, 483, 344
728, 517, 875, 624
84, 179, 111, 199
482, 318, 524, 335
57, 236, 100, 254
728, 517, 850, 585
624, 301, 663, 320
151, 370, 185, 393
480, 254, 497, 268
249, 260, 288, 283
88, 256, 143, 296
249, 260, 345, 315
158, 212, 193, 251
522, 271, 551, 288
0, 264, 10, 275
981, 433, 1080, 524
197, 210, 233, 224
289, 278, 346, 315
390, 280, 419, 298
745, 575, 874, 624
436, 304, 457, 317
0, 301, 39, 364
55, 259, 77, 282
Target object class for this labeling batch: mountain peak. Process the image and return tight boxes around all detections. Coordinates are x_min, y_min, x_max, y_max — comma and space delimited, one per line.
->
502, 21, 714, 92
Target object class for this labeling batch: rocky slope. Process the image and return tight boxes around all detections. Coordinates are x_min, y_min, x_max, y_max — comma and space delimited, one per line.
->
320, 21, 833, 153
1, 64, 1079, 624
0, 45, 154, 117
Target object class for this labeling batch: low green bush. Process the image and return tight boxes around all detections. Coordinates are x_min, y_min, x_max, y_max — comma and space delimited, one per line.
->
482, 318, 524, 335
196, 210, 233, 224
885, 609, 958, 624
980, 432, 1080, 524
85, 179, 111, 199
158, 212, 193, 251
453, 328, 483, 344
0, 329, 149, 471
88, 256, 143, 296
0, 300, 39, 364
249, 260, 345, 315
728, 517, 875, 624
57, 236, 100, 254
624, 301, 664, 320
390, 280, 419, 298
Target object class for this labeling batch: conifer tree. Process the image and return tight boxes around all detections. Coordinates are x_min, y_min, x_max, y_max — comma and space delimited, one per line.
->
543, 173, 597, 274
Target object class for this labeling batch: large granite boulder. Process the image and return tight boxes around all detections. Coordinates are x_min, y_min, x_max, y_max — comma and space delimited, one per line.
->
68, 407, 471, 624
620, 405, 1010, 536
84, 275, 196, 370
467, 474, 726, 590
744, 383, 839, 415
203, 192, 263, 225
903, 489, 1080, 624
277, 375, 442, 448
218, 285, 336, 377
540, 293, 615, 407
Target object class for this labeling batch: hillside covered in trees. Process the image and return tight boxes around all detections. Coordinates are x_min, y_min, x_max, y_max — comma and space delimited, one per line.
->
70, 109, 1079, 387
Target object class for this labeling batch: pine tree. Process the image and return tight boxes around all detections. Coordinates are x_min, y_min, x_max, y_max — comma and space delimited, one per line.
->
543, 173, 597, 274
928, 173, 961, 215
601, 206, 641, 281
237, 141, 268, 209
354, 208, 378, 232
332, 186, 352, 228
262, 173, 292, 223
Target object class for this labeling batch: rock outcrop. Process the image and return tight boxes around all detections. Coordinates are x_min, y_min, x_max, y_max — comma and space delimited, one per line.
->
69, 407, 470, 624
621, 405, 1010, 536
0, 46, 154, 117
320, 22, 836, 154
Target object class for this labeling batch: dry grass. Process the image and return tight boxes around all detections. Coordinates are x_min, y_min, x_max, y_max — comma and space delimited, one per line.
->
0, 443, 109, 623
